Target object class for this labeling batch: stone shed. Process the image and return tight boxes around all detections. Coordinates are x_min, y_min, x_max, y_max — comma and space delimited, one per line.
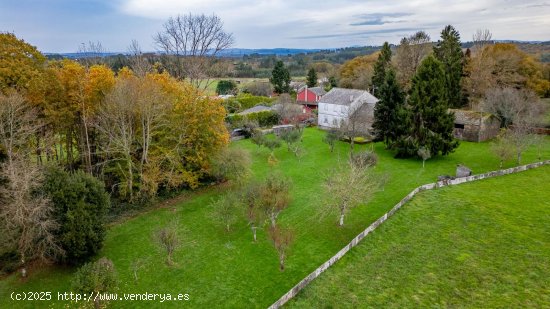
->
450, 109, 500, 142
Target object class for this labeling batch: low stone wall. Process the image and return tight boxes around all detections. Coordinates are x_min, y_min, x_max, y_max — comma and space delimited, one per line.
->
268, 160, 550, 309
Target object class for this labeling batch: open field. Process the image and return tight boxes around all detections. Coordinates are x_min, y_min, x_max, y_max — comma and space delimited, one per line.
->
1, 129, 549, 308
289, 165, 550, 308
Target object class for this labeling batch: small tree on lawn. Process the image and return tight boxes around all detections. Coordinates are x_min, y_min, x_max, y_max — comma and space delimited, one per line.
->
280, 129, 302, 152
323, 129, 339, 153
244, 183, 264, 242
268, 224, 294, 271
491, 131, 515, 168
250, 131, 266, 149
307, 68, 318, 87
417, 146, 431, 168
72, 257, 118, 309
210, 147, 251, 186
211, 192, 242, 232
155, 221, 180, 266
263, 138, 282, 154
259, 173, 292, 227
323, 163, 380, 226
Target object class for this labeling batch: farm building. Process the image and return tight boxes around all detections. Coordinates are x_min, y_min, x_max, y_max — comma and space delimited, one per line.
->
296, 86, 326, 113
450, 109, 500, 142
317, 88, 378, 132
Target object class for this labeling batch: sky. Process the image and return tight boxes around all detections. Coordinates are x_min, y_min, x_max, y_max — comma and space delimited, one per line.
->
1, 0, 549, 53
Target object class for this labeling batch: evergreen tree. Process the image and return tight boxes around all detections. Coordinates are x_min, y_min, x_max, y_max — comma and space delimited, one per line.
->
270, 61, 291, 94
372, 69, 407, 148
433, 25, 465, 108
306, 68, 317, 87
372, 42, 392, 96
395, 55, 458, 158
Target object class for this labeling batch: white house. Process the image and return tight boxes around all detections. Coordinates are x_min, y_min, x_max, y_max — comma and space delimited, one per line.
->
317, 88, 379, 131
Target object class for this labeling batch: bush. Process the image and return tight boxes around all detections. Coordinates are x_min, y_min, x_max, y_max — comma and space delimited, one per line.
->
210, 148, 251, 185
216, 80, 237, 95
72, 257, 118, 308
350, 151, 378, 168
43, 167, 110, 265
226, 110, 279, 129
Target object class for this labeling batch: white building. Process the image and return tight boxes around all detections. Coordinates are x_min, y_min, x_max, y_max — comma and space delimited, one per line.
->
317, 88, 379, 131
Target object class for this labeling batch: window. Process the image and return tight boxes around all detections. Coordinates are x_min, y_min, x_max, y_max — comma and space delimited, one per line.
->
454, 123, 465, 129
324, 117, 328, 124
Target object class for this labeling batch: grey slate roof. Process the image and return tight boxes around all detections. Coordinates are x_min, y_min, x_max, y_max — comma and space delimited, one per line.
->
319, 88, 378, 106
308, 87, 326, 96
238, 105, 273, 115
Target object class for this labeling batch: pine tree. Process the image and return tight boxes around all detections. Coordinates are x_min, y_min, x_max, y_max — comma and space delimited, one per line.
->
270, 61, 291, 94
306, 68, 317, 87
433, 25, 465, 108
395, 55, 458, 158
372, 42, 392, 96
372, 69, 407, 148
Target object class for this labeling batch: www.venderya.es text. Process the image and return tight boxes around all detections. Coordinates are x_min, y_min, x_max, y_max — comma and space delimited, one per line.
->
11, 291, 190, 303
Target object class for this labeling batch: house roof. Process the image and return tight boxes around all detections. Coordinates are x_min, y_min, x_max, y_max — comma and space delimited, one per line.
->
308, 87, 326, 96
319, 88, 378, 106
450, 109, 495, 125
238, 105, 273, 115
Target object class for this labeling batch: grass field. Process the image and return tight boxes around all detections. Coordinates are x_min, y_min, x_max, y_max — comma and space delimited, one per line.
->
1, 128, 549, 308
289, 165, 550, 308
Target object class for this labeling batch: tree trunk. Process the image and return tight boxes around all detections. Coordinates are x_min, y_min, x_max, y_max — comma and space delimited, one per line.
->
517, 151, 521, 165
422, 160, 425, 168
339, 213, 345, 226
252, 226, 257, 242
279, 254, 285, 271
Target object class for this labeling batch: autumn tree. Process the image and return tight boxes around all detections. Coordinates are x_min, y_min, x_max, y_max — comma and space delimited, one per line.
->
372, 42, 392, 95
395, 55, 458, 158
372, 69, 407, 148
270, 61, 291, 94
258, 173, 292, 227
339, 53, 378, 90
394, 31, 432, 89
323, 163, 380, 226
154, 13, 234, 89
0, 33, 46, 94
433, 25, 465, 108
268, 224, 294, 271
307, 68, 317, 87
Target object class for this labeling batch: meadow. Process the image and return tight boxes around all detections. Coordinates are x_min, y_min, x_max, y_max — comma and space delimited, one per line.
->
1, 128, 549, 308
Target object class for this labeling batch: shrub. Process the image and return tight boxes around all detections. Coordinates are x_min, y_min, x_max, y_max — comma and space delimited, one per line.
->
210, 148, 251, 185
43, 167, 110, 265
350, 151, 378, 168
72, 257, 118, 308
216, 80, 237, 95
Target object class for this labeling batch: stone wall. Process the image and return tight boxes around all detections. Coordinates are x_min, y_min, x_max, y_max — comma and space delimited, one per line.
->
268, 160, 550, 309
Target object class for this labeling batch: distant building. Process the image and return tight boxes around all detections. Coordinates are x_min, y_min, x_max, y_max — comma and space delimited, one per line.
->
450, 109, 500, 142
296, 86, 326, 113
317, 88, 378, 132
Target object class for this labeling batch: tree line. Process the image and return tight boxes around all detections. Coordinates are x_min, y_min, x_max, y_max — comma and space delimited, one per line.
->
0, 32, 229, 275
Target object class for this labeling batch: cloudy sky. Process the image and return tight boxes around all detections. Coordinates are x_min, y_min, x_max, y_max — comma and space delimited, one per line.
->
1, 0, 549, 53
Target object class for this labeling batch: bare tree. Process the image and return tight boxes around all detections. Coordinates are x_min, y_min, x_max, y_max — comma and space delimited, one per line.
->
211, 193, 242, 232
155, 221, 180, 266
484, 88, 546, 165
96, 79, 138, 200
394, 31, 432, 89
472, 29, 493, 53
127, 39, 152, 77
267, 224, 294, 271
417, 146, 431, 168
491, 130, 515, 168
339, 103, 372, 153
153, 13, 234, 89
0, 159, 61, 277
244, 183, 264, 242
323, 163, 380, 226
78, 41, 106, 67
275, 94, 302, 124
258, 173, 292, 227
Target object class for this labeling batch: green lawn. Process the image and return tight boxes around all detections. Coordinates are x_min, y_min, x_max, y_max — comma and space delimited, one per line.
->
1, 128, 549, 308
288, 165, 550, 308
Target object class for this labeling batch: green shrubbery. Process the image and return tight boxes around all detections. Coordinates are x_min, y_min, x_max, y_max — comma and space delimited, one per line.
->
226, 110, 280, 128
43, 167, 110, 265
224, 93, 276, 114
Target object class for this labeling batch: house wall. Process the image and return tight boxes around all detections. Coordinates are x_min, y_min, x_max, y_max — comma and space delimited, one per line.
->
317, 102, 349, 129
297, 89, 320, 103
453, 118, 500, 142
